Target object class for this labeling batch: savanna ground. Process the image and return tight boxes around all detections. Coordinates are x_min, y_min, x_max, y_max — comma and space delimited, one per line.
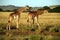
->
0, 12, 60, 40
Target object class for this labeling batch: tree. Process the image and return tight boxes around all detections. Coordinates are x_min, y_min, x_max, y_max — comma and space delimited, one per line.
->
52, 6, 60, 12
49, 6, 60, 13
43, 6, 50, 10
0, 8, 3, 11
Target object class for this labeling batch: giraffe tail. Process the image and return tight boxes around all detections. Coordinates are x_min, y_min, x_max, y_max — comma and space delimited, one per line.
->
27, 19, 29, 22
8, 20, 10, 23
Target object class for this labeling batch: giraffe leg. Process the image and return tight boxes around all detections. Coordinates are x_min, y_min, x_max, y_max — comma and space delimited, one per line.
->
27, 19, 29, 26
16, 21, 19, 28
28, 19, 32, 27
7, 22, 10, 30
27, 19, 30, 26
35, 16, 40, 27
7, 22, 9, 30
27, 16, 32, 26
7, 17, 12, 30
35, 16, 41, 34
32, 17, 34, 24
16, 15, 19, 29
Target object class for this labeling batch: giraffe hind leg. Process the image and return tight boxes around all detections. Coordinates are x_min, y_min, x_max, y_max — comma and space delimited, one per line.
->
7, 20, 11, 30
7, 17, 12, 30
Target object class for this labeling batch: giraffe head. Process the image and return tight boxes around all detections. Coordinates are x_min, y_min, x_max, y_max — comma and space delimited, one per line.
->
22, 5, 31, 12
24, 5, 30, 11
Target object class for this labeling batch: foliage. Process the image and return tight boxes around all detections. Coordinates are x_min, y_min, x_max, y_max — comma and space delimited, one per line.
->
0, 8, 3, 11
49, 6, 60, 13
43, 6, 50, 10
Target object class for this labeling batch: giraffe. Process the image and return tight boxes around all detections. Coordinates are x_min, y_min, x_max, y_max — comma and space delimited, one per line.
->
27, 9, 48, 26
7, 6, 30, 30
26, 9, 48, 33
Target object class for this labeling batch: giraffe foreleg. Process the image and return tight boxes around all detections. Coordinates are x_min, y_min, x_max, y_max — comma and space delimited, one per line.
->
35, 17, 40, 27
16, 15, 19, 29
35, 16, 42, 34
32, 17, 34, 24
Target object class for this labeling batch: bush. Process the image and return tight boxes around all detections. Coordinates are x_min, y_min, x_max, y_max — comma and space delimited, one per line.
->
0, 8, 3, 11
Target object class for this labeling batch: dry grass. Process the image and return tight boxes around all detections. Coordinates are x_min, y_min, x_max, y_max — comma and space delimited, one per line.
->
0, 12, 60, 24
0, 12, 60, 31
0, 12, 60, 30
0, 12, 60, 40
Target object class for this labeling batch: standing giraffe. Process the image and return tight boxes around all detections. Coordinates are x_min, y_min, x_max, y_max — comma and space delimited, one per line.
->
7, 6, 30, 30
26, 9, 48, 33
27, 9, 48, 26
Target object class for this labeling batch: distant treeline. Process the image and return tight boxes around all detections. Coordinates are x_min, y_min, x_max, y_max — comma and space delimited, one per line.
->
48, 6, 60, 13
40, 6, 60, 13
0, 6, 60, 13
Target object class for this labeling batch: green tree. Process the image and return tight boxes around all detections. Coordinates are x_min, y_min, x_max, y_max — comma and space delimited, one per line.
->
43, 6, 50, 10
49, 6, 60, 13
0, 8, 3, 11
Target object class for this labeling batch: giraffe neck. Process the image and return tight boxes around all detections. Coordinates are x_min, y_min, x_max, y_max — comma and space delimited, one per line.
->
17, 7, 25, 13
13, 7, 25, 15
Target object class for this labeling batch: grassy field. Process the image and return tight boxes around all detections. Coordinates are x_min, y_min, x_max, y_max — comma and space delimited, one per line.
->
0, 12, 60, 40
0, 12, 60, 24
